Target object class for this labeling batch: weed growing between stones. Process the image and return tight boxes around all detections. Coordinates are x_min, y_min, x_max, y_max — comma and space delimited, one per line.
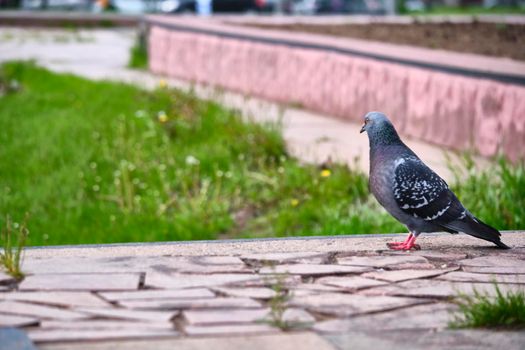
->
266, 275, 291, 330
449, 284, 525, 329
0, 215, 29, 280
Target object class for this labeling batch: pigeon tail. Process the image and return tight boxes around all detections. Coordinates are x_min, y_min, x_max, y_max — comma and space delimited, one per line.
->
442, 216, 510, 249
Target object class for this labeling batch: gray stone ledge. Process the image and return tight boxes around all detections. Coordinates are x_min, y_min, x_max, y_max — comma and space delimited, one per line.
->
23, 231, 524, 259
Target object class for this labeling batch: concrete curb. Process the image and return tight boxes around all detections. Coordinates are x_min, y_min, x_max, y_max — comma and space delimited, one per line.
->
146, 16, 525, 161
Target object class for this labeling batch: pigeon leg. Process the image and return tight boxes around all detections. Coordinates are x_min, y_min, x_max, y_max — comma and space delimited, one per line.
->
387, 233, 421, 250
387, 233, 412, 248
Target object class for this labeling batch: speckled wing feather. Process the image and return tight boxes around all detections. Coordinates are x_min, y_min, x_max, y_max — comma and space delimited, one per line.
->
392, 155, 508, 248
393, 156, 465, 224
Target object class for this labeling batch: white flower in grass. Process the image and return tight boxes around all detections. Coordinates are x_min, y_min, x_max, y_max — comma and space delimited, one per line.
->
185, 155, 200, 166
135, 110, 147, 118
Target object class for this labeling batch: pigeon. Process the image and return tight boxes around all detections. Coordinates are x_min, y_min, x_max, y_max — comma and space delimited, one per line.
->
360, 111, 510, 250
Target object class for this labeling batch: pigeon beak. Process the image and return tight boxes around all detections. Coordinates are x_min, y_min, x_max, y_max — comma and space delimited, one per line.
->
360, 123, 366, 133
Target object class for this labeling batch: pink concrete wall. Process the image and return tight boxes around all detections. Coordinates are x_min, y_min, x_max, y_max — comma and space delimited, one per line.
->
149, 25, 525, 161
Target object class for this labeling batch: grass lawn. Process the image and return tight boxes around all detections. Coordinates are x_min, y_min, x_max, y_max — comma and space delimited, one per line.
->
0, 62, 523, 246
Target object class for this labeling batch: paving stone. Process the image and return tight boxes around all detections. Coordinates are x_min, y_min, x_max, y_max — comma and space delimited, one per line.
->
212, 287, 277, 299
183, 307, 314, 326
0, 292, 111, 308
281, 308, 316, 325
361, 279, 524, 298
23, 256, 224, 275
243, 275, 302, 288
326, 329, 525, 350
337, 255, 430, 268
184, 308, 270, 325
99, 288, 215, 301
316, 276, 388, 291
291, 289, 325, 297
148, 256, 250, 274
145, 273, 261, 289
0, 271, 15, 285
169, 262, 251, 274
458, 256, 525, 267
259, 264, 371, 276
22, 257, 144, 274
362, 267, 458, 283
463, 266, 525, 274
119, 297, 261, 310
29, 328, 178, 343
194, 256, 245, 265
40, 320, 174, 330
436, 271, 525, 284
0, 301, 88, 320
290, 293, 429, 317
0, 314, 40, 327
390, 262, 437, 270
291, 283, 347, 294
0, 327, 37, 350
19, 273, 143, 291
76, 307, 178, 322
38, 332, 336, 350
184, 324, 279, 336
314, 303, 457, 333
390, 251, 467, 261
241, 252, 329, 264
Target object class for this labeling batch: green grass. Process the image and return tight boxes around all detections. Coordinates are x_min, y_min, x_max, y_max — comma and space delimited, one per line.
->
0, 61, 404, 246
449, 155, 525, 230
0, 214, 29, 280
128, 32, 148, 70
450, 284, 525, 329
0, 61, 523, 246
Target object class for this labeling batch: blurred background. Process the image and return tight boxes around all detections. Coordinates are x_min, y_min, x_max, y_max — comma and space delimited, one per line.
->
0, 0, 524, 15
0, 0, 524, 247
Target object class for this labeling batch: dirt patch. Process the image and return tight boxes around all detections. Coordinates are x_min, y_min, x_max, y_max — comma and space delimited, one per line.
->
243, 22, 525, 61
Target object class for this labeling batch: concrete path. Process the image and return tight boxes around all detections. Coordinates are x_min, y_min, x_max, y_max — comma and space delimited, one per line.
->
0, 232, 524, 349
0, 27, 489, 181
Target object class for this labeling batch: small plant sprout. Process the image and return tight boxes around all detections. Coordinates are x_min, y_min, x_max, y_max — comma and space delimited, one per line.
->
266, 274, 291, 330
262, 273, 312, 331
0, 215, 29, 280
449, 283, 525, 329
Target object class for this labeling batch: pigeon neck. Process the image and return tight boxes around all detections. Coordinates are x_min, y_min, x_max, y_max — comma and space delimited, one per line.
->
368, 124, 403, 149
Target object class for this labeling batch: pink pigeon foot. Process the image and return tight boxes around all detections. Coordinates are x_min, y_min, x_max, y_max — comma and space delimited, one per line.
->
387, 234, 421, 250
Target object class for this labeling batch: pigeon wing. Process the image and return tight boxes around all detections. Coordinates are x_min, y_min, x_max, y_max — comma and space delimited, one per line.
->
393, 157, 464, 225
393, 156, 508, 248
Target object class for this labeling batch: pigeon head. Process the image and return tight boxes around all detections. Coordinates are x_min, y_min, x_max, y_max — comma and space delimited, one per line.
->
360, 112, 402, 147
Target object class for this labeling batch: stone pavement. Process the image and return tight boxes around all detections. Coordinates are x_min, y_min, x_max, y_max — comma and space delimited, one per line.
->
0, 27, 490, 181
0, 232, 524, 349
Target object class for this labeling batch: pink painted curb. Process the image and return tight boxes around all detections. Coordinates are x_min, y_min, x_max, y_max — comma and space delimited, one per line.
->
147, 16, 525, 161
